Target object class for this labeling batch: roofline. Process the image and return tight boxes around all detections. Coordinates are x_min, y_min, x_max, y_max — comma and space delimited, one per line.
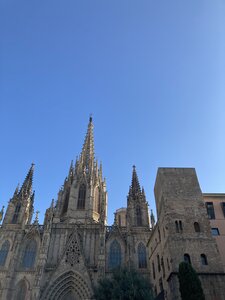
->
203, 193, 225, 197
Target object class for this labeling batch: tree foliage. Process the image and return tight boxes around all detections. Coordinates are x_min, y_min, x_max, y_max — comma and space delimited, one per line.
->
178, 262, 205, 300
94, 267, 153, 300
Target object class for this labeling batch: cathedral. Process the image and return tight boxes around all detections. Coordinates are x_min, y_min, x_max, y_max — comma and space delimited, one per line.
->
0, 117, 225, 300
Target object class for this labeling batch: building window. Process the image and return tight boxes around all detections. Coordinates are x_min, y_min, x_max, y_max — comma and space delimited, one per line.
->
161, 257, 165, 278
15, 280, 27, 300
0, 241, 10, 266
175, 221, 179, 233
179, 221, 183, 232
62, 190, 70, 214
22, 240, 37, 269
194, 222, 200, 233
184, 253, 191, 264
221, 202, 225, 217
157, 254, 161, 272
138, 243, 147, 268
118, 215, 121, 226
167, 257, 170, 270
158, 228, 161, 242
206, 202, 215, 219
109, 240, 121, 270
201, 254, 208, 265
77, 184, 86, 209
136, 206, 142, 226
12, 203, 21, 224
211, 228, 220, 236
152, 261, 156, 279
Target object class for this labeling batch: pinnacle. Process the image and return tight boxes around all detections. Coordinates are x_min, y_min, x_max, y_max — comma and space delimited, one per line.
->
18, 163, 34, 197
79, 117, 95, 172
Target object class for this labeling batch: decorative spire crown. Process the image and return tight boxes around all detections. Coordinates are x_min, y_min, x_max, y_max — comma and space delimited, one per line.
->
128, 165, 142, 199
18, 163, 34, 197
79, 117, 95, 173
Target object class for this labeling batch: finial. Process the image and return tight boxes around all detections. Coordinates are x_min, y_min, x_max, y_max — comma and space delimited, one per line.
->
89, 113, 93, 123
133, 165, 136, 170
34, 210, 40, 223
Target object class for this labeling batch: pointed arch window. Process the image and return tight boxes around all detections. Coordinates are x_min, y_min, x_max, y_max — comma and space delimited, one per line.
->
62, 190, 70, 214
184, 253, 191, 264
15, 280, 28, 300
12, 203, 21, 224
194, 222, 200, 233
22, 240, 37, 269
136, 206, 142, 226
138, 243, 147, 268
0, 241, 10, 266
77, 184, 86, 209
201, 254, 208, 265
109, 240, 121, 269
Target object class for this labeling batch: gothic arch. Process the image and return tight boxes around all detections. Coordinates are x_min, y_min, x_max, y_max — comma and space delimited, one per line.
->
42, 271, 92, 300
14, 278, 30, 300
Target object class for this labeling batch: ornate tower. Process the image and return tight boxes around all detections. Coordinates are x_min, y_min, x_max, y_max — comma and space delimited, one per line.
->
2, 164, 35, 228
54, 117, 107, 224
126, 166, 150, 228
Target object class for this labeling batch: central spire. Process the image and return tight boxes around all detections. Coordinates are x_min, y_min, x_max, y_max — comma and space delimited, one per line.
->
79, 116, 95, 173
128, 165, 142, 199
18, 163, 34, 197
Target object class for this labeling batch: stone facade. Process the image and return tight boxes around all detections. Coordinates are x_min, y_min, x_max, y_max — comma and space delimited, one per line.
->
0, 119, 225, 300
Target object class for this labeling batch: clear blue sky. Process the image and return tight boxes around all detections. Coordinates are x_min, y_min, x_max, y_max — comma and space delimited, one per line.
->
1, 1, 225, 225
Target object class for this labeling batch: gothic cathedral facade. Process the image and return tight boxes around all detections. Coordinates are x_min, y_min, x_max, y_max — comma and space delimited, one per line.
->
0, 118, 225, 300
0, 118, 151, 300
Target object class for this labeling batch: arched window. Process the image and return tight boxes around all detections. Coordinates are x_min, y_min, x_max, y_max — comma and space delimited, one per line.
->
12, 203, 21, 224
22, 240, 37, 269
138, 243, 147, 268
201, 254, 208, 265
194, 222, 200, 233
62, 190, 70, 214
15, 280, 28, 300
0, 241, 10, 266
77, 184, 86, 209
184, 253, 191, 264
109, 240, 121, 269
136, 206, 142, 226
175, 221, 179, 233
94, 187, 100, 213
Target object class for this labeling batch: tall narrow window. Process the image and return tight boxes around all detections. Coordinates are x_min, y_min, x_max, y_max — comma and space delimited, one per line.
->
161, 257, 165, 278
221, 202, 225, 217
62, 190, 70, 214
118, 215, 121, 227
184, 253, 191, 264
206, 202, 215, 219
157, 254, 161, 272
15, 280, 27, 300
12, 203, 21, 224
152, 261, 156, 279
77, 184, 86, 209
0, 241, 10, 266
175, 221, 179, 233
22, 240, 37, 269
109, 240, 121, 269
194, 222, 200, 232
136, 206, 142, 226
201, 254, 208, 265
138, 243, 147, 268
179, 221, 183, 232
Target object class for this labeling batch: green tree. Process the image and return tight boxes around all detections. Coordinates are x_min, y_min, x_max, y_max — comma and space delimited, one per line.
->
94, 267, 153, 300
178, 262, 205, 300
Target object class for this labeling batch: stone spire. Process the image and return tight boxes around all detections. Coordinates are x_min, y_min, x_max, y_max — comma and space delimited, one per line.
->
128, 165, 142, 200
18, 163, 34, 197
78, 116, 95, 174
